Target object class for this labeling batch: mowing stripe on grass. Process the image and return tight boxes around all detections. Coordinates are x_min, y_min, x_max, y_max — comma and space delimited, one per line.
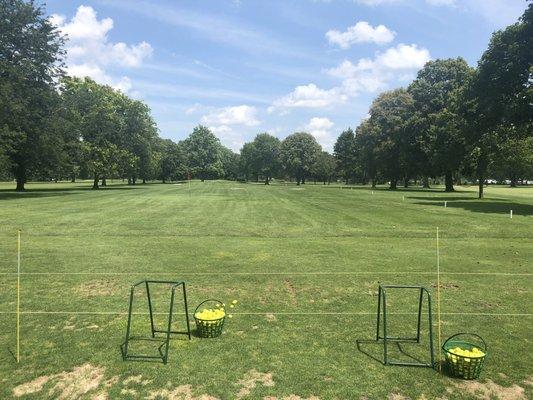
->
0, 311, 531, 316
0, 271, 531, 276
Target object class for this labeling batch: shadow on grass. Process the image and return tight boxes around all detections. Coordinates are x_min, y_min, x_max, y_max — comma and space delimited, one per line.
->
412, 199, 533, 216
0, 184, 145, 201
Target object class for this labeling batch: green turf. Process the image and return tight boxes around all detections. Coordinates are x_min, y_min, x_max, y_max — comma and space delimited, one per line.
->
0, 180, 531, 399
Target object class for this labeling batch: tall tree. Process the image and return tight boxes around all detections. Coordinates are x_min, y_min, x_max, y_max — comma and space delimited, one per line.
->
219, 146, 240, 181
368, 89, 414, 190
182, 125, 223, 181
239, 142, 257, 181
156, 138, 187, 183
313, 151, 337, 184
333, 128, 357, 184
0, 0, 65, 190
460, 4, 532, 198
61, 77, 125, 189
408, 58, 474, 192
280, 132, 322, 185
251, 133, 281, 184
354, 120, 379, 187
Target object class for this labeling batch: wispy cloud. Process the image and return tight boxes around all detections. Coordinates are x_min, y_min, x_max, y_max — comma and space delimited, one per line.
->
102, 0, 311, 59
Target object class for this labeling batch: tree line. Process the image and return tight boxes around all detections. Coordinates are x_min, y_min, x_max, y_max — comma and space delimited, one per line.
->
1, 0, 532, 198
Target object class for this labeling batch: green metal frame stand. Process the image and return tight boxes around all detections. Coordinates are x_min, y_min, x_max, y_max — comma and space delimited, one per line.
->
121, 280, 191, 364
375, 284, 435, 367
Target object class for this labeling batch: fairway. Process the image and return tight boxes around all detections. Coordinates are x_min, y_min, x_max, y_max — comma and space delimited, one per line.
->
0, 181, 532, 399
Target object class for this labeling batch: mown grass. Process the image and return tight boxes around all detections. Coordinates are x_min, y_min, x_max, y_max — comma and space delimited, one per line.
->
0, 180, 531, 399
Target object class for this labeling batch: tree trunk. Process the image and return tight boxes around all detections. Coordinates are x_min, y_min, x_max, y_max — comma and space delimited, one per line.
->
101, 177, 107, 187
478, 176, 484, 199
422, 176, 430, 188
444, 171, 454, 192
265, 176, 269, 185
142, 178, 146, 184
389, 179, 398, 190
15, 165, 25, 191
510, 176, 517, 187
162, 178, 166, 184
71, 175, 76, 183
296, 177, 301, 185
371, 177, 377, 188
403, 177, 409, 188
132, 177, 136, 185
301, 177, 306, 184
92, 174, 99, 190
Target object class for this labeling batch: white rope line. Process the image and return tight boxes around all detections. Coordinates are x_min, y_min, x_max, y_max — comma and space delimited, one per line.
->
0, 311, 530, 316
0, 271, 531, 276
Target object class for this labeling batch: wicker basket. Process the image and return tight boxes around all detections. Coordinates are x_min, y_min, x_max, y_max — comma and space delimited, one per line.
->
442, 333, 487, 379
194, 299, 226, 338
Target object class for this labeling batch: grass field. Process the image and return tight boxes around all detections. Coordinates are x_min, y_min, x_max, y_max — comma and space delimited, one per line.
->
0, 180, 531, 399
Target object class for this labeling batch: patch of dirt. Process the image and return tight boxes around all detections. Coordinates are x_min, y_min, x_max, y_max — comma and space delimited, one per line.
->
451, 379, 527, 400
264, 396, 320, 400
431, 283, 459, 290
13, 363, 105, 400
265, 313, 277, 322
388, 394, 411, 400
123, 374, 153, 386
77, 279, 117, 298
121, 388, 137, 396
284, 279, 297, 305
13, 376, 51, 397
523, 376, 533, 387
146, 384, 218, 400
236, 370, 275, 399
91, 393, 108, 400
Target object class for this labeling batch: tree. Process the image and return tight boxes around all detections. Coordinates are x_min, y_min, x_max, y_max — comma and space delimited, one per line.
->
182, 125, 223, 181
251, 133, 281, 184
0, 0, 65, 190
491, 136, 533, 186
460, 4, 532, 198
333, 128, 357, 184
368, 89, 414, 189
354, 120, 379, 187
408, 58, 474, 192
313, 151, 337, 184
61, 77, 124, 189
117, 95, 158, 184
239, 141, 257, 181
220, 146, 240, 181
157, 138, 187, 183
280, 132, 322, 185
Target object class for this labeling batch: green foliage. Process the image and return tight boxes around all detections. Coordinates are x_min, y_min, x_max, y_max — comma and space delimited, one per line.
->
368, 88, 414, 189
280, 132, 322, 184
219, 146, 240, 180
0, 0, 65, 190
408, 58, 475, 191
312, 151, 337, 184
333, 129, 357, 184
183, 125, 224, 181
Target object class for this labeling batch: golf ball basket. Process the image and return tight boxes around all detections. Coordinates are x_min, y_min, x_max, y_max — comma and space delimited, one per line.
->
442, 333, 487, 379
194, 299, 226, 338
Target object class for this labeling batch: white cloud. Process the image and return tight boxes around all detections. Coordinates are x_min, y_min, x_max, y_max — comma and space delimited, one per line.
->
354, 0, 402, 5
271, 84, 347, 110
51, 5, 152, 92
327, 43, 431, 96
271, 43, 430, 113
209, 125, 246, 152
465, 0, 526, 28
326, 21, 395, 48
305, 117, 335, 151
426, 0, 456, 5
201, 105, 260, 126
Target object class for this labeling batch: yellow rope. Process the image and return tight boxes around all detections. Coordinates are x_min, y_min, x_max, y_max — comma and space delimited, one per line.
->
436, 227, 442, 373
17, 230, 21, 363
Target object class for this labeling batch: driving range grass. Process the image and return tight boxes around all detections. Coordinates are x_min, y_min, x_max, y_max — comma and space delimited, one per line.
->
0, 180, 531, 399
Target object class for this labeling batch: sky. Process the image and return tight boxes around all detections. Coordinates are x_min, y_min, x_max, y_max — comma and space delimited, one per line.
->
45, 0, 528, 152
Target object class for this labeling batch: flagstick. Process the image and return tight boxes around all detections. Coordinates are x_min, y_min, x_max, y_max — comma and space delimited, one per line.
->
17, 230, 21, 363
436, 227, 442, 373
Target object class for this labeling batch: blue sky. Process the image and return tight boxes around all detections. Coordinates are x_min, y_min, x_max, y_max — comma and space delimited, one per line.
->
46, 0, 528, 152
